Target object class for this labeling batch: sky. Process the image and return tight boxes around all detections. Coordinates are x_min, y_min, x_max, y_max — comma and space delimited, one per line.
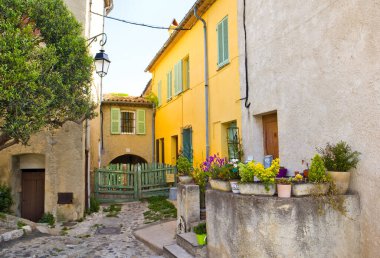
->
103, 0, 196, 96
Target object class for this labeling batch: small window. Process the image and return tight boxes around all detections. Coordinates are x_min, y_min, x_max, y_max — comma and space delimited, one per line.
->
217, 16, 229, 68
227, 122, 241, 161
121, 111, 135, 134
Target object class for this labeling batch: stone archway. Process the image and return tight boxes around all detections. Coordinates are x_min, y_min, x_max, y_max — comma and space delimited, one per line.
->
109, 154, 147, 165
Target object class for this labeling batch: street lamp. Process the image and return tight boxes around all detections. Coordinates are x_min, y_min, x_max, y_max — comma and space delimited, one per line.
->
94, 49, 111, 77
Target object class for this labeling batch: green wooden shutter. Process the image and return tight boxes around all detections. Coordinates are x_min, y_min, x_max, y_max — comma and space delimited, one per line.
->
222, 17, 229, 62
217, 16, 229, 67
174, 60, 183, 95
157, 81, 162, 106
110, 107, 121, 134
217, 21, 223, 66
136, 109, 146, 135
167, 71, 172, 100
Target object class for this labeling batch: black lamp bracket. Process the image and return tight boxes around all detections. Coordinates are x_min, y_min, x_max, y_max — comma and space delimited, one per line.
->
87, 32, 107, 47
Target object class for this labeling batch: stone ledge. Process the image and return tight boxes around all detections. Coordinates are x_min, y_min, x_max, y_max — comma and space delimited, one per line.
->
206, 190, 361, 258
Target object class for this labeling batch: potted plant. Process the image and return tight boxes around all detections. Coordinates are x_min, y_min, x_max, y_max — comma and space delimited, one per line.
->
229, 159, 240, 193
193, 222, 207, 246
292, 154, 329, 196
317, 141, 360, 194
276, 177, 292, 198
238, 159, 279, 196
176, 154, 193, 184
203, 154, 232, 192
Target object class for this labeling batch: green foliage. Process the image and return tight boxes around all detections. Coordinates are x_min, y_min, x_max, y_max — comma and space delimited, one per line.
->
309, 154, 327, 183
87, 196, 100, 214
193, 222, 207, 235
317, 141, 361, 172
143, 196, 177, 224
208, 164, 235, 181
38, 212, 55, 227
276, 177, 292, 185
191, 167, 207, 193
176, 155, 192, 176
144, 92, 159, 107
0, 0, 95, 150
110, 93, 129, 97
103, 204, 122, 217
17, 220, 26, 229
238, 163, 254, 183
0, 184, 13, 213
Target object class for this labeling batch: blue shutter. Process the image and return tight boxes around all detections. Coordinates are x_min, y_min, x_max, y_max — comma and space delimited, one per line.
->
217, 16, 229, 67
182, 128, 192, 163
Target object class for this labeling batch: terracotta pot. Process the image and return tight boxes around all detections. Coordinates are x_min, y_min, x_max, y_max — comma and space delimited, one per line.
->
277, 184, 292, 198
327, 171, 351, 194
230, 180, 240, 194
209, 179, 232, 192
178, 175, 193, 184
292, 183, 329, 196
239, 183, 275, 196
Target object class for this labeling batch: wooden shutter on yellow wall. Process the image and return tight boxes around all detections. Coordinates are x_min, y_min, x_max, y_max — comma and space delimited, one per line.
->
110, 107, 121, 134
136, 109, 146, 135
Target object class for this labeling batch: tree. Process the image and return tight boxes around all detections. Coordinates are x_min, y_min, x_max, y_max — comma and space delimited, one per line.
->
0, 0, 95, 151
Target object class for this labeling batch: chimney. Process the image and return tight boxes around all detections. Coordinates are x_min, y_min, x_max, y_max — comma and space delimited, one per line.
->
168, 19, 178, 36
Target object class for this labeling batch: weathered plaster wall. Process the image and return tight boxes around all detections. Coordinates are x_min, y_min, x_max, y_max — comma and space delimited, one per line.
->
0, 122, 85, 221
238, 1, 380, 256
206, 190, 361, 258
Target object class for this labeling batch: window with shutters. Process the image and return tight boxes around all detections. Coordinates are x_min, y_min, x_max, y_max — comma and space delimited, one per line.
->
217, 16, 229, 68
110, 108, 146, 135
167, 70, 172, 100
173, 55, 190, 96
121, 111, 135, 134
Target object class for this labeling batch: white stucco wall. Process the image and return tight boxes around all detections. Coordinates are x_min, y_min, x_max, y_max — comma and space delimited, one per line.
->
238, 0, 380, 256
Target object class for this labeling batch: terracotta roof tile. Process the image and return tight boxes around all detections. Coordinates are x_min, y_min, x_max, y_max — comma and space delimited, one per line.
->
102, 94, 152, 105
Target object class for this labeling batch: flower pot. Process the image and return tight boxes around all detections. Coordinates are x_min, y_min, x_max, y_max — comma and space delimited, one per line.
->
277, 184, 292, 198
209, 179, 232, 192
292, 183, 329, 196
196, 234, 207, 246
327, 171, 350, 194
230, 180, 240, 194
178, 175, 192, 184
239, 183, 275, 196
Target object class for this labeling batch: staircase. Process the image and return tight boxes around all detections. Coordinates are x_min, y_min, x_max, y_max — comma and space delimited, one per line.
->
163, 232, 207, 258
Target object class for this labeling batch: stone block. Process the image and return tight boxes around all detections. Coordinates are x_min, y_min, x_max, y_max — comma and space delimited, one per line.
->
1, 229, 24, 242
206, 190, 361, 258
177, 184, 200, 233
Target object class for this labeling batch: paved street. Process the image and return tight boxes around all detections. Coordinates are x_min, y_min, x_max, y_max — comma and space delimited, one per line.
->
0, 202, 163, 258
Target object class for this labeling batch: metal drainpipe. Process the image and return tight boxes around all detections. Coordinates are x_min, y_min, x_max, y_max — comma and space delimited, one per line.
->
194, 6, 210, 158
152, 104, 156, 163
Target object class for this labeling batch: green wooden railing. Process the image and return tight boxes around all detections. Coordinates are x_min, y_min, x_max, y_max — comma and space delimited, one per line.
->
94, 163, 177, 203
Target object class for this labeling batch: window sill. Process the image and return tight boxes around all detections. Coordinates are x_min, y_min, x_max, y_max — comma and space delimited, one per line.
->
121, 132, 135, 135
217, 60, 230, 71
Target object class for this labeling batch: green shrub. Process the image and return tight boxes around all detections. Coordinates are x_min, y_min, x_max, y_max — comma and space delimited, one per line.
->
88, 196, 100, 214
317, 141, 361, 172
39, 212, 55, 227
193, 222, 207, 235
309, 154, 327, 183
0, 184, 13, 213
17, 221, 26, 229
176, 155, 192, 176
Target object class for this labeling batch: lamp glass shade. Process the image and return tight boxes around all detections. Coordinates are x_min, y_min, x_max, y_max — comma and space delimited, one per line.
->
94, 50, 110, 77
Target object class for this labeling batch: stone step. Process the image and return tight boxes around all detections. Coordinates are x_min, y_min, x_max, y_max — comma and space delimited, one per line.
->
163, 243, 194, 258
176, 232, 206, 257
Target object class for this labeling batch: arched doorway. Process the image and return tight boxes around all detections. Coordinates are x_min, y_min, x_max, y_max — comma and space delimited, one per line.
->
109, 154, 147, 165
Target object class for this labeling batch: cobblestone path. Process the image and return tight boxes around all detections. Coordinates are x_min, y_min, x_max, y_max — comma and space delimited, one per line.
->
0, 202, 163, 258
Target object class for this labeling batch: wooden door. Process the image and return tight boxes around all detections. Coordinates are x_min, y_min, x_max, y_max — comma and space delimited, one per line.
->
22, 171, 45, 222
262, 114, 279, 159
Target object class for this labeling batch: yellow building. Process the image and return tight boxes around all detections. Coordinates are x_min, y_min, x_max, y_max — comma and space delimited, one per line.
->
145, 0, 242, 166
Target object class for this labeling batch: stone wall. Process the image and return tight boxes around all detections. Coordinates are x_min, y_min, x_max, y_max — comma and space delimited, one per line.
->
176, 184, 200, 233
206, 190, 360, 258
0, 122, 85, 221
237, 0, 380, 256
